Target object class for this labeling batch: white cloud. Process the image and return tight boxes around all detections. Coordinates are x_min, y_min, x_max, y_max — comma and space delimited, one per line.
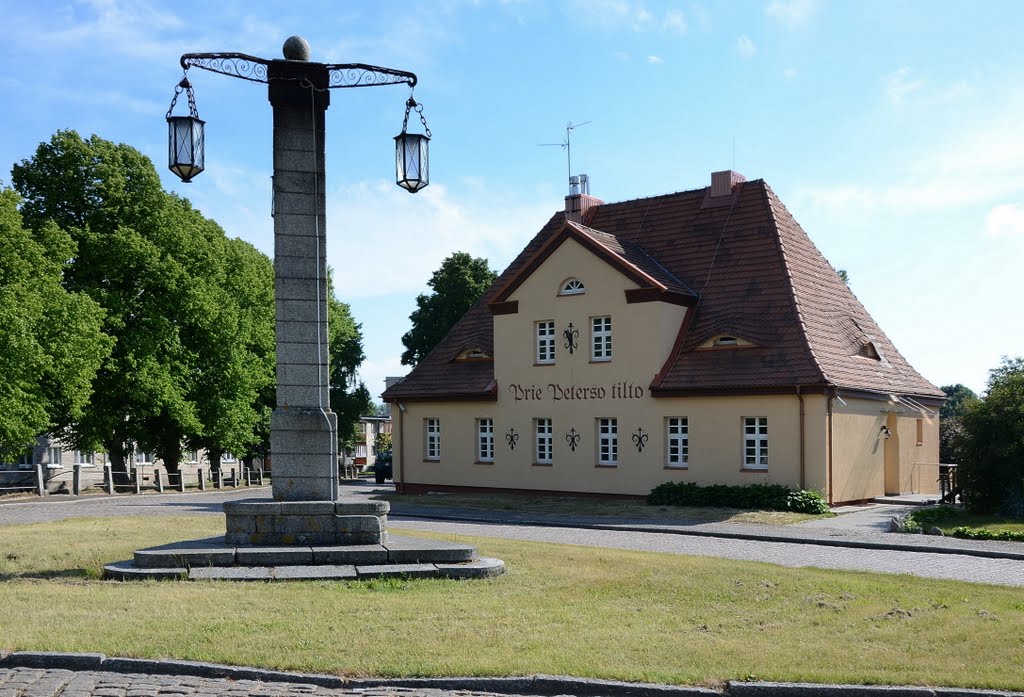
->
648, 55, 665, 64
784, 67, 798, 80
661, 9, 688, 33
323, 180, 554, 300
765, 0, 819, 28
736, 34, 757, 57
985, 204, 1024, 238
885, 66, 924, 105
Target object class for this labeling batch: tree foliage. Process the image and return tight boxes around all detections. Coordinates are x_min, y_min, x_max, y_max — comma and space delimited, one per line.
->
328, 271, 372, 450
401, 252, 497, 367
11, 130, 274, 476
938, 383, 977, 464
0, 188, 111, 456
956, 358, 1024, 514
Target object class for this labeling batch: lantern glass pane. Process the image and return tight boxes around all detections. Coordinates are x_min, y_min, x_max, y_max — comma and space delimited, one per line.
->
395, 133, 429, 193
167, 116, 205, 183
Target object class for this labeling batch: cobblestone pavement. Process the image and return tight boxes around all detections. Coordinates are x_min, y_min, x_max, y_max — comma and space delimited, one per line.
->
2, 486, 1023, 586
0, 667, 547, 697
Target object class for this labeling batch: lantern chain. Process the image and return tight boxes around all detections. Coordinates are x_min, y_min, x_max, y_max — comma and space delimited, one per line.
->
402, 96, 432, 139
166, 75, 200, 120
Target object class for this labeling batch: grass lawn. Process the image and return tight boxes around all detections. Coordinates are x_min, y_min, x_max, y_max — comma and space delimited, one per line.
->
1, 516, 1023, 689
379, 492, 827, 526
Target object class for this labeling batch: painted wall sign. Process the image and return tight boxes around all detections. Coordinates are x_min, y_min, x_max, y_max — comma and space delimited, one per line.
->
508, 381, 645, 402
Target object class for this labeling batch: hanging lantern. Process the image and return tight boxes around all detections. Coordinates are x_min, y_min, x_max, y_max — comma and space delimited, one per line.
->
166, 77, 205, 183
395, 97, 431, 193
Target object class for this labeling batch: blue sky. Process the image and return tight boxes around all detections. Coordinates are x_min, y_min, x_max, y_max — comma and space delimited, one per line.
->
2, 0, 1022, 398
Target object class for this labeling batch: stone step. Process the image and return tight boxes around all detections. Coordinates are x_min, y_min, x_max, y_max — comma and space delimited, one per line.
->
133, 535, 477, 569
103, 557, 506, 581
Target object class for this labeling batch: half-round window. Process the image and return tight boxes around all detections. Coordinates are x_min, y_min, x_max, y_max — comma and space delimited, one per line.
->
560, 278, 585, 296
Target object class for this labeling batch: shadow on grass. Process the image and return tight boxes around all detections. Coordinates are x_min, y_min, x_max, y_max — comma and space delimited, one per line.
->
0, 567, 96, 581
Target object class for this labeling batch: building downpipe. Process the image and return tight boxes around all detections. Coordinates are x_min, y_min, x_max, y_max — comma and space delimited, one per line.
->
396, 402, 406, 494
826, 389, 836, 504
796, 386, 805, 491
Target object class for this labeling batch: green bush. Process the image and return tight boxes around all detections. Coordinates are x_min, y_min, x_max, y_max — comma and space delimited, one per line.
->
950, 526, 1024, 543
906, 506, 962, 529
648, 482, 829, 514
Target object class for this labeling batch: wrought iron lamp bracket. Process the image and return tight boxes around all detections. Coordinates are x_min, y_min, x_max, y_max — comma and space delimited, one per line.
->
179, 53, 418, 90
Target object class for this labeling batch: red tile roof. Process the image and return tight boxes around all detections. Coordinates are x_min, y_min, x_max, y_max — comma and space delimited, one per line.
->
382, 179, 944, 402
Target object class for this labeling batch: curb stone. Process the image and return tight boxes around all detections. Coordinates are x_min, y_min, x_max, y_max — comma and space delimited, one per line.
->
2, 653, 1022, 697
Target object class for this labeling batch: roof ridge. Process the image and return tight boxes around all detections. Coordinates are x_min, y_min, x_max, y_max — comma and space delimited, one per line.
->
762, 182, 831, 386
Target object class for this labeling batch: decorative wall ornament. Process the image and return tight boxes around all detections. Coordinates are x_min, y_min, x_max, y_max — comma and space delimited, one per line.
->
632, 427, 649, 453
505, 427, 519, 451
566, 427, 581, 452
563, 322, 580, 354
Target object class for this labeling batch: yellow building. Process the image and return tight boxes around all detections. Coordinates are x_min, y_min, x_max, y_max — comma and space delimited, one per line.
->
382, 171, 945, 505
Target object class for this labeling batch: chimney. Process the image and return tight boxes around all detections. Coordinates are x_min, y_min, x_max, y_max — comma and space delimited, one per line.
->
710, 169, 746, 197
565, 173, 603, 223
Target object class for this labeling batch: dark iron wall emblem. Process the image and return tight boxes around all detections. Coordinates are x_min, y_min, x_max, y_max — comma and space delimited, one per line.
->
632, 427, 649, 453
505, 427, 519, 451
566, 427, 581, 452
563, 322, 579, 354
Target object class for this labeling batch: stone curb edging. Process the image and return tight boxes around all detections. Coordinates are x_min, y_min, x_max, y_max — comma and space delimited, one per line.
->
389, 511, 1024, 562
1, 652, 1022, 697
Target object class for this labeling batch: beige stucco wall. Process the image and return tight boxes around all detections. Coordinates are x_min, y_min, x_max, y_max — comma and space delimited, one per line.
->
830, 396, 939, 502
392, 395, 810, 497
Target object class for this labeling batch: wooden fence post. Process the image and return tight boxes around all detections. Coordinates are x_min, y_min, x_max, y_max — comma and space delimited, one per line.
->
104, 463, 114, 494
155, 469, 164, 493
35, 463, 46, 497
73, 464, 82, 496
198, 468, 206, 491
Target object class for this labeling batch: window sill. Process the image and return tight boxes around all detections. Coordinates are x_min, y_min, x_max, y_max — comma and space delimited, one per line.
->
423, 459, 440, 464
474, 460, 495, 466
589, 358, 612, 364
595, 463, 618, 468
664, 465, 689, 470
532, 462, 553, 467
740, 467, 768, 473
534, 362, 556, 367
46, 464, 63, 469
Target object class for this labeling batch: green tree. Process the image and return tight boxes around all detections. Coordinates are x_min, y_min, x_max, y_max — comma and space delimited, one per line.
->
401, 252, 497, 366
939, 383, 977, 464
957, 358, 1024, 514
0, 188, 111, 455
11, 130, 273, 479
328, 272, 373, 452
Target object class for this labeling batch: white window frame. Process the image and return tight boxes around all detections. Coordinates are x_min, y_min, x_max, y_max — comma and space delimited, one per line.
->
47, 446, 63, 469
598, 418, 618, 466
591, 316, 612, 361
477, 418, 494, 462
744, 417, 769, 469
134, 451, 153, 465
560, 278, 585, 295
424, 418, 441, 461
74, 450, 95, 467
17, 452, 33, 470
536, 320, 556, 364
187, 450, 199, 464
666, 417, 689, 468
535, 418, 553, 465
222, 452, 237, 463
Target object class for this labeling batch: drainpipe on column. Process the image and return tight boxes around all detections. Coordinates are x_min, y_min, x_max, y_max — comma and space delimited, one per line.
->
397, 402, 407, 494
826, 389, 836, 504
796, 385, 805, 491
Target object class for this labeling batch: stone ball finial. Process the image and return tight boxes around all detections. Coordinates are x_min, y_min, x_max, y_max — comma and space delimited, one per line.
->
283, 36, 311, 61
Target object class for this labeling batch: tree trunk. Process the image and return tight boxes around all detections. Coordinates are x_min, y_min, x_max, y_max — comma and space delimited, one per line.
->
209, 450, 222, 475
106, 439, 131, 487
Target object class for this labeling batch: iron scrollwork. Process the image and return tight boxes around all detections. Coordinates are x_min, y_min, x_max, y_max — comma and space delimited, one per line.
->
179, 54, 418, 90
566, 427, 581, 453
563, 322, 580, 354
505, 427, 519, 451
632, 427, 649, 453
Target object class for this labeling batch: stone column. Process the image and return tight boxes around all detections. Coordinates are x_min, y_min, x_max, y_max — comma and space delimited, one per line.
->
267, 57, 338, 502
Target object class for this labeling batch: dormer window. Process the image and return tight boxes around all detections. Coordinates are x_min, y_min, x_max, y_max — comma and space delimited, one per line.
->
560, 278, 585, 296
455, 347, 492, 362
699, 334, 754, 349
858, 342, 880, 360
715, 336, 739, 346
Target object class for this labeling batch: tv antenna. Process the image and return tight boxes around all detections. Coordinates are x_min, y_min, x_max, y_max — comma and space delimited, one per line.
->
538, 120, 591, 187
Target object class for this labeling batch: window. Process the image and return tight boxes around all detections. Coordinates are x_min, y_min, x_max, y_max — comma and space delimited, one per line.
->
598, 418, 618, 466
715, 336, 739, 346
134, 451, 153, 465
47, 446, 63, 469
424, 418, 441, 460
223, 452, 237, 463
535, 418, 553, 465
17, 452, 33, 470
591, 316, 612, 361
916, 418, 924, 446
187, 450, 199, 464
477, 418, 494, 462
74, 451, 95, 467
536, 320, 556, 364
743, 417, 768, 469
666, 417, 689, 467
560, 278, 585, 295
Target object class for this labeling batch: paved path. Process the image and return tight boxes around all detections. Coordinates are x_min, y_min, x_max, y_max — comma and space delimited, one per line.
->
2, 487, 1023, 586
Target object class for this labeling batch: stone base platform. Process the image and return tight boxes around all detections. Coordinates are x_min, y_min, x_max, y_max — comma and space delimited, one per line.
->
103, 534, 505, 581
102, 496, 506, 581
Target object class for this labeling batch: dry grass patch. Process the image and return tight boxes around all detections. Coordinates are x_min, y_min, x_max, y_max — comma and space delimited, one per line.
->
380, 492, 825, 525
0, 516, 1021, 689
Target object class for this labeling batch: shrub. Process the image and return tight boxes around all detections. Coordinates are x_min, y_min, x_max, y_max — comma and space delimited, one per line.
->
648, 482, 829, 514
951, 526, 1024, 543
906, 506, 961, 529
